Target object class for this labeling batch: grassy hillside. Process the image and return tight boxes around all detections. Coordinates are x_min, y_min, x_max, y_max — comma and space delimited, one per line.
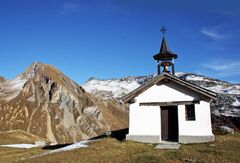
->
0, 131, 239, 163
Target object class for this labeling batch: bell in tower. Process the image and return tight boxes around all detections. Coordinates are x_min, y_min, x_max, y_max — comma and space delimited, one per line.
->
153, 26, 178, 75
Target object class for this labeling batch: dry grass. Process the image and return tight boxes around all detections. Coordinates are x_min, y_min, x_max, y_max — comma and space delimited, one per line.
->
0, 130, 48, 163
0, 130, 48, 145
0, 148, 43, 163
0, 131, 239, 163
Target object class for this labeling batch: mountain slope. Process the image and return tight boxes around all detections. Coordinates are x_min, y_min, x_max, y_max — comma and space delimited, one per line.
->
0, 63, 128, 144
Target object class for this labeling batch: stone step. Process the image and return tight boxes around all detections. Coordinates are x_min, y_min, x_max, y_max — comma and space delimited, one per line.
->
155, 142, 181, 149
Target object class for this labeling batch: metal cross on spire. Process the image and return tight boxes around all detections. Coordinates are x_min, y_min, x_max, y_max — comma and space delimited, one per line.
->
160, 26, 167, 35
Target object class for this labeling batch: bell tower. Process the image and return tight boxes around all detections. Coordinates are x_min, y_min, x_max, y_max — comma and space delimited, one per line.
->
153, 26, 178, 75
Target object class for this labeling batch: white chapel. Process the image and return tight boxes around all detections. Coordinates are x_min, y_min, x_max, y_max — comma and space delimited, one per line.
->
123, 27, 216, 144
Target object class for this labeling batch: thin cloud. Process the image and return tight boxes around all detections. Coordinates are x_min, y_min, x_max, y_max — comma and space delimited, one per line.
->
202, 59, 240, 77
200, 27, 225, 40
213, 10, 240, 17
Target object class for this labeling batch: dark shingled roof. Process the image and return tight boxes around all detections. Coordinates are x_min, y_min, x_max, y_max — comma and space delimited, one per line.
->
153, 36, 178, 61
122, 73, 217, 103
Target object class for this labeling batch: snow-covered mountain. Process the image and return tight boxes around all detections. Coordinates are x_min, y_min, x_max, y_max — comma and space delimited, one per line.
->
178, 73, 240, 95
83, 75, 154, 99
83, 72, 240, 129
83, 72, 240, 98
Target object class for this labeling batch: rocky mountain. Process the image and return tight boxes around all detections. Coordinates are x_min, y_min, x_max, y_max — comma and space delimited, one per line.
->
0, 76, 6, 83
83, 73, 240, 129
0, 63, 128, 144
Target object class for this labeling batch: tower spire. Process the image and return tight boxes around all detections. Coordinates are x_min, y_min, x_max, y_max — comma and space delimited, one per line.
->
153, 27, 178, 75
160, 36, 170, 53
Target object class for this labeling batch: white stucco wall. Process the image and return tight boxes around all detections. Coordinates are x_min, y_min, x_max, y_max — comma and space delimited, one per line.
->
128, 81, 214, 141
129, 103, 161, 136
136, 82, 199, 102
178, 101, 213, 136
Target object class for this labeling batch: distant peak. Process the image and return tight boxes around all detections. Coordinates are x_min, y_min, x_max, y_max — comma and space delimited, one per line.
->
87, 77, 99, 81
19, 62, 62, 80
22, 62, 46, 78
31, 62, 44, 66
29, 62, 51, 69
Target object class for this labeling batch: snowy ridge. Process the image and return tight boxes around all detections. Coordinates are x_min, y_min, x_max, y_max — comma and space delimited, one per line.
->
83, 75, 154, 98
177, 73, 240, 95
83, 72, 240, 98
82, 72, 240, 118
206, 85, 240, 94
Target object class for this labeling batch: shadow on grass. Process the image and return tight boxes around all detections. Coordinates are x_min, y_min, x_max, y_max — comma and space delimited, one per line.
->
42, 143, 72, 150
42, 128, 129, 150
90, 128, 129, 141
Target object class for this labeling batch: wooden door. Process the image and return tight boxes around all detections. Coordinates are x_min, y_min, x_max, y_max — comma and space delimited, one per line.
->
161, 106, 178, 141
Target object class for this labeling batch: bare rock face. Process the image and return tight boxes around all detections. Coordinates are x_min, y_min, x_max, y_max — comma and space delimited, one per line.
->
0, 63, 128, 144
0, 76, 5, 83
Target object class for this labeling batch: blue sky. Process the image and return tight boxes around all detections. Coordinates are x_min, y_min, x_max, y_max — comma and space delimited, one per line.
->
0, 0, 240, 84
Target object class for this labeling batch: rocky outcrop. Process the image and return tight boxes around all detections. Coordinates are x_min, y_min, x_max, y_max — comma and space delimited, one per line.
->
0, 63, 128, 144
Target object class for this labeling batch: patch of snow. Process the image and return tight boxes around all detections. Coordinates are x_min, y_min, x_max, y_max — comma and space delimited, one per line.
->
83, 78, 141, 98
227, 86, 240, 94
0, 76, 27, 101
232, 109, 240, 114
0, 144, 39, 149
205, 85, 240, 94
175, 72, 186, 77
30, 140, 89, 158
185, 75, 206, 81
205, 85, 226, 94
212, 109, 220, 116
50, 140, 89, 152
202, 107, 238, 117
219, 112, 237, 117
220, 126, 234, 134
8, 76, 27, 90
233, 98, 240, 107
